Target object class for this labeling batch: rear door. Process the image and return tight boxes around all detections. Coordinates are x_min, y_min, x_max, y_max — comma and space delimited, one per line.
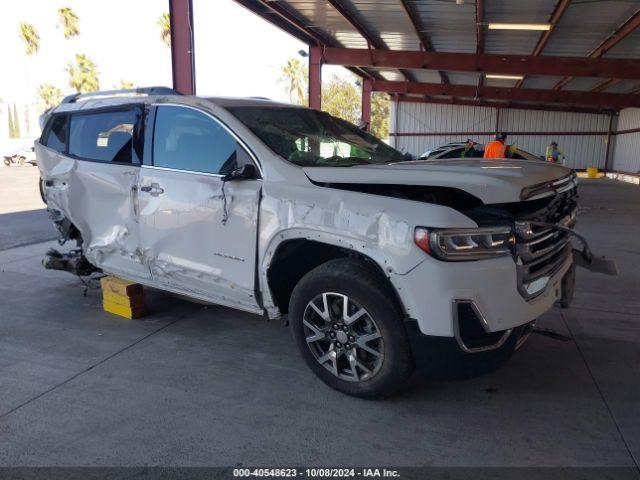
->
136, 104, 262, 313
42, 106, 150, 281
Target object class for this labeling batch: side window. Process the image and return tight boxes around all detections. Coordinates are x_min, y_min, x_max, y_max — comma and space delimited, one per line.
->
44, 115, 68, 152
153, 106, 245, 175
69, 110, 137, 163
441, 148, 464, 158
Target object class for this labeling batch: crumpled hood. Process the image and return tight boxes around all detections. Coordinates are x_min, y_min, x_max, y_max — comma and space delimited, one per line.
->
303, 158, 573, 204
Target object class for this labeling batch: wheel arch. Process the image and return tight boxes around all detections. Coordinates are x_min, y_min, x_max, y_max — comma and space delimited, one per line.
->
262, 233, 407, 318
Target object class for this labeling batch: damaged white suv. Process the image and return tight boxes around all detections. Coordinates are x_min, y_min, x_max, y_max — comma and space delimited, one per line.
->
37, 87, 604, 398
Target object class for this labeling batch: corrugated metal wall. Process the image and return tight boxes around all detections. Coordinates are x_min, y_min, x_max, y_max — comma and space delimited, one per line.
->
611, 108, 640, 174
390, 102, 497, 155
391, 101, 611, 169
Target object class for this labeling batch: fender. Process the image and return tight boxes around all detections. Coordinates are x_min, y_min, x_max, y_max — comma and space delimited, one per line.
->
257, 183, 478, 318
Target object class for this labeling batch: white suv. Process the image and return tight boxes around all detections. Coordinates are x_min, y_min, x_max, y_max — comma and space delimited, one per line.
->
36, 88, 583, 398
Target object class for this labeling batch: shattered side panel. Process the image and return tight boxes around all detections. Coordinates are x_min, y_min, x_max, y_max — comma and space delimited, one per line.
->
258, 179, 478, 317
36, 144, 149, 281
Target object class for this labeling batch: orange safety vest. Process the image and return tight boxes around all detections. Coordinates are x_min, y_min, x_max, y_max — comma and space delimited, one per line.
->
483, 140, 507, 159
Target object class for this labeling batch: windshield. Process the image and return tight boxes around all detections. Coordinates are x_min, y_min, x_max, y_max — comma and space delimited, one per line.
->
227, 106, 407, 167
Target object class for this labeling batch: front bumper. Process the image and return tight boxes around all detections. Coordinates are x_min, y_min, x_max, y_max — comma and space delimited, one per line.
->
391, 250, 573, 338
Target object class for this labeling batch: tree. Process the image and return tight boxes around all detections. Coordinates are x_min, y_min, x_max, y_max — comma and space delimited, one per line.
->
322, 75, 360, 125
58, 7, 80, 39
371, 92, 390, 140
37, 84, 63, 111
119, 80, 134, 89
279, 58, 308, 105
158, 12, 171, 47
18, 23, 40, 55
66, 54, 100, 93
277, 59, 391, 139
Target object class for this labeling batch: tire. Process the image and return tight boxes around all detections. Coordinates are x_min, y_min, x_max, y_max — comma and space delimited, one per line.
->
39, 177, 47, 204
17, 156, 25, 166
289, 258, 414, 398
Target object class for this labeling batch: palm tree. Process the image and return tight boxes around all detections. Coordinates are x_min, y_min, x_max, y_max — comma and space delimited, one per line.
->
58, 7, 80, 39
18, 23, 40, 137
18, 23, 40, 55
158, 12, 171, 47
279, 58, 308, 105
37, 84, 63, 111
67, 54, 100, 93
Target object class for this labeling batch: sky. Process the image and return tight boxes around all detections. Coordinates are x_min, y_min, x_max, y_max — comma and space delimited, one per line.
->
0, 0, 350, 139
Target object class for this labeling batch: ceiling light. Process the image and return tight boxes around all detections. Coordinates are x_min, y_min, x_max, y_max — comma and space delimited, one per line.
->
485, 74, 524, 80
488, 23, 551, 31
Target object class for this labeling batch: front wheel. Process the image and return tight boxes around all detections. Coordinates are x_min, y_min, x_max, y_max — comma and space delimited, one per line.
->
289, 258, 413, 398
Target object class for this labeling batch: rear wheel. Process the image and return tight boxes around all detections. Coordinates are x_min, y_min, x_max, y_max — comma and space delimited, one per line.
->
290, 258, 413, 398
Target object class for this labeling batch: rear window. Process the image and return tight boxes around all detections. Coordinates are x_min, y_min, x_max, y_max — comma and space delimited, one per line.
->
69, 110, 138, 163
44, 115, 68, 152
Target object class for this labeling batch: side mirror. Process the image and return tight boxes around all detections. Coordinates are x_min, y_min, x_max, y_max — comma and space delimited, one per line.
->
221, 164, 256, 182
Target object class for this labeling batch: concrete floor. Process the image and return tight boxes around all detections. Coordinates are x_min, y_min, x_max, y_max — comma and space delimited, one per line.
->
0, 166, 56, 250
0, 179, 639, 469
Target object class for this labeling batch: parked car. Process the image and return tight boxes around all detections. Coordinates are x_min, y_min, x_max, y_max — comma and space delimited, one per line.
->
37, 88, 590, 398
4, 146, 37, 166
419, 142, 544, 161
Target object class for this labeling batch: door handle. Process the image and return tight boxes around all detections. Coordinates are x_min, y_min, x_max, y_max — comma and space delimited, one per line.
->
140, 183, 165, 196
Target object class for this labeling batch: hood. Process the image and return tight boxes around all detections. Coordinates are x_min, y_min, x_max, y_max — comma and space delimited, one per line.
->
303, 159, 574, 204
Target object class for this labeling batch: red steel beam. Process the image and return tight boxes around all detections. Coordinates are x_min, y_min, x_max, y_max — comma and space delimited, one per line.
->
515, 0, 572, 88
591, 78, 622, 92
309, 46, 322, 110
374, 80, 640, 108
476, 0, 485, 54
234, 0, 322, 45
395, 95, 615, 115
321, 47, 640, 80
327, 0, 382, 49
532, 0, 572, 56
232, 0, 377, 81
399, 0, 448, 84
615, 127, 640, 135
553, 8, 640, 90
361, 78, 372, 131
476, 0, 485, 89
169, 0, 195, 95
604, 112, 615, 170
326, 0, 415, 82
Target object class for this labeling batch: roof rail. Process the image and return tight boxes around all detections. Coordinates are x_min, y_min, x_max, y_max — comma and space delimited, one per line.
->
61, 86, 181, 104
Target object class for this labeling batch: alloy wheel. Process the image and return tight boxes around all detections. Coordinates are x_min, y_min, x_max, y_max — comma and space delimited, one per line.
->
302, 292, 384, 382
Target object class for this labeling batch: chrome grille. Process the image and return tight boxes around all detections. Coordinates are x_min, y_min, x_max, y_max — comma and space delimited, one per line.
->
514, 190, 577, 300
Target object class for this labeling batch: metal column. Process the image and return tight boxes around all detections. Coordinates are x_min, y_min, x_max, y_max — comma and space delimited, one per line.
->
361, 78, 372, 131
309, 46, 322, 110
169, 0, 196, 95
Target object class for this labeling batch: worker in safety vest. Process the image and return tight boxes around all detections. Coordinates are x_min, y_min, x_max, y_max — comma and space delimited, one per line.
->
483, 133, 510, 159
546, 141, 564, 164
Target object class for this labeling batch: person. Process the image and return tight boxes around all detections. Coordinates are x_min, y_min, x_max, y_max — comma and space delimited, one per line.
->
546, 141, 564, 164
483, 133, 510, 159
460, 139, 477, 158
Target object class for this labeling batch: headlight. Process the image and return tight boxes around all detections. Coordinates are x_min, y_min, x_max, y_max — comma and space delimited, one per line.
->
414, 226, 514, 261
